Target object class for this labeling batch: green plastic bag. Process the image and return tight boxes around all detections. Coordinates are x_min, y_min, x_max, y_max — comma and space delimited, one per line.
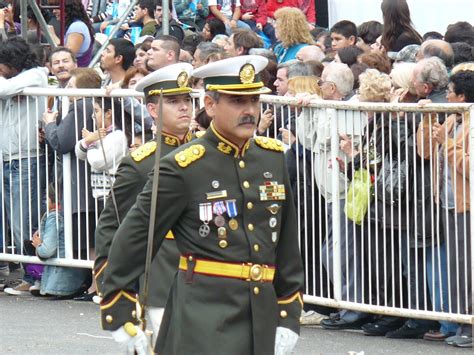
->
344, 169, 372, 225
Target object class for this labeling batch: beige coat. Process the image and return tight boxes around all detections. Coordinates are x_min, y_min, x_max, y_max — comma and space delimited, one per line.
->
416, 113, 470, 213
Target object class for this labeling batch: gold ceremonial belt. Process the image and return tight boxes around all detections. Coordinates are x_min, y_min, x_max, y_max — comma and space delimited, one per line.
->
179, 256, 275, 282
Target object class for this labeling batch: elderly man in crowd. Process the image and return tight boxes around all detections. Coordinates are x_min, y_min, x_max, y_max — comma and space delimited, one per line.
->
417, 39, 455, 70
295, 62, 369, 329
296, 45, 326, 63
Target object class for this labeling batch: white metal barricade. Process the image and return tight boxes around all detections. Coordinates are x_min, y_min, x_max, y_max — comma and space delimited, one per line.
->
260, 95, 473, 325
0, 89, 472, 326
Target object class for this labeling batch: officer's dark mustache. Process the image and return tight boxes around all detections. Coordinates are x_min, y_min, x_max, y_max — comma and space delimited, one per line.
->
237, 115, 257, 125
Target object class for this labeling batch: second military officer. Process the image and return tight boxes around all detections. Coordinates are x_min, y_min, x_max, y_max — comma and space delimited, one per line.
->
94, 62, 195, 337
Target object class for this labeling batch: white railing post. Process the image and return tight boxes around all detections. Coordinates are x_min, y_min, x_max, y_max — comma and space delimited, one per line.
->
469, 105, 474, 308
329, 108, 342, 301
61, 97, 73, 259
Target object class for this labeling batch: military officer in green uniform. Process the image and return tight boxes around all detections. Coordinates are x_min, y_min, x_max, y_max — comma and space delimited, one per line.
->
94, 62, 195, 336
100, 55, 304, 355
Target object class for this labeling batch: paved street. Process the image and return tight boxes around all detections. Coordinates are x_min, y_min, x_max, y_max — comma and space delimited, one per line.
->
0, 268, 471, 355
1, 288, 471, 355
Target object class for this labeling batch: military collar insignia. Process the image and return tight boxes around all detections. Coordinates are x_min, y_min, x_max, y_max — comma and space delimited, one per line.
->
185, 131, 193, 143
217, 142, 233, 155
177, 71, 189, 88
162, 131, 192, 146
210, 122, 251, 158
164, 135, 178, 146
239, 64, 255, 84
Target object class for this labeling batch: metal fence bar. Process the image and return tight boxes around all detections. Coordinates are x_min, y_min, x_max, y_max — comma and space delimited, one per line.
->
1, 90, 472, 325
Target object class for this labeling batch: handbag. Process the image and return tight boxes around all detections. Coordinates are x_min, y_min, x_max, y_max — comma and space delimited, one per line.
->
344, 168, 373, 225
375, 158, 408, 206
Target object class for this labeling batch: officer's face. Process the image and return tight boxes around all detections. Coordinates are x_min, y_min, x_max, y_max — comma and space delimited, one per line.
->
147, 94, 192, 136
205, 93, 260, 146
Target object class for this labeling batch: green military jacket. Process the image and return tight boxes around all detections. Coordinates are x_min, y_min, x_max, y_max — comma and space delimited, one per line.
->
100, 123, 304, 355
94, 131, 193, 307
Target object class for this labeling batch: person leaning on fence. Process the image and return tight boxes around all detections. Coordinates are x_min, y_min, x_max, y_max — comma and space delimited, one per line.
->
94, 63, 195, 328
331, 69, 401, 331
42, 68, 102, 264
416, 69, 473, 348
99, 55, 304, 355
0, 37, 48, 289
362, 55, 456, 339
296, 62, 368, 330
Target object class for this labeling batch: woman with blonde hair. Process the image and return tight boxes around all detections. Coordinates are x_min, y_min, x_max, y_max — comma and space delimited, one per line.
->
273, 7, 314, 63
389, 62, 418, 102
287, 75, 322, 98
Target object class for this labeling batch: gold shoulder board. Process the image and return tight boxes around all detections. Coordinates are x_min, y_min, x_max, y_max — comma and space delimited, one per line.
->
254, 136, 284, 152
131, 141, 157, 162
195, 131, 206, 138
175, 144, 205, 168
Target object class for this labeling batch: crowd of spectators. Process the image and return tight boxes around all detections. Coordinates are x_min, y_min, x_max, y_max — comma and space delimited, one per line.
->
0, 0, 473, 348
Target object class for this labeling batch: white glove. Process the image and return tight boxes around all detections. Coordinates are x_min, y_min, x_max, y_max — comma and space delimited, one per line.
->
112, 323, 149, 355
274, 326, 299, 355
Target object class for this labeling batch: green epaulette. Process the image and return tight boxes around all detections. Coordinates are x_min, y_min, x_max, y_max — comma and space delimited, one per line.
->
175, 144, 205, 168
254, 136, 284, 152
131, 141, 157, 162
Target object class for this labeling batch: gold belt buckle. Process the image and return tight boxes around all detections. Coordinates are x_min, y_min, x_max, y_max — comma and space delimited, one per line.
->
249, 264, 263, 282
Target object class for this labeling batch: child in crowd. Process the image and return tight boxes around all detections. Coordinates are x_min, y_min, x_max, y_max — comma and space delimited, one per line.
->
75, 97, 132, 199
239, 0, 276, 45
32, 184, 90, 298
329, 20, 358, 51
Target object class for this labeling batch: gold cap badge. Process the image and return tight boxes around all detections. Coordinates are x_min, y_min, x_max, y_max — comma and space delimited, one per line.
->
239, 64, 255, 84
177, 71, 189, 88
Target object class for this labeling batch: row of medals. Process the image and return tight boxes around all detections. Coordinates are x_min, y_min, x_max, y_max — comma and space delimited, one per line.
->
198, 201, 236, 249
198, 201, 280, 249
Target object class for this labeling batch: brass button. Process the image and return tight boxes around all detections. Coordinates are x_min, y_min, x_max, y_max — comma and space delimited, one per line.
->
188, 256, 193, 262
219, 240, 228, 248
179, 155, 186, 162
105, 315, 113, 323
132, 310, 136, 318
253, 244, 260, 252
192, 148, 200, 155
253, 287, 260, 295
248, 223, 254, 231
243, 181, 250, 189
247, 202, 253, 209
239, 160, 245, 168
280, 310, 288, 318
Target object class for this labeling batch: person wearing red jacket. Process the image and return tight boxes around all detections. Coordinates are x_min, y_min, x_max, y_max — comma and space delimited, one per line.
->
240, 0, 276, 44
266, 0, 316, 27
